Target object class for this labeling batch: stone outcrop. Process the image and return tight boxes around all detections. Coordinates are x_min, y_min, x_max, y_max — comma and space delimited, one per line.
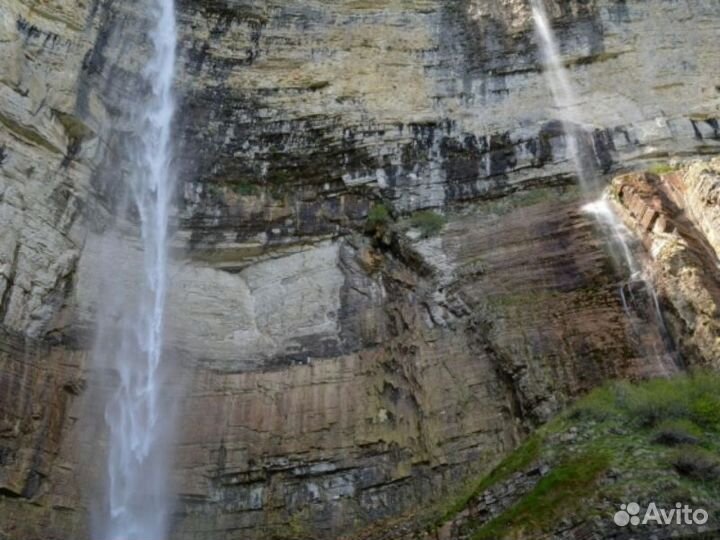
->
175, 0, 720, 249
610, 161, 720, 369
353, 374, 720, 540
683, 160, 720, 260
1, 0, 720, 539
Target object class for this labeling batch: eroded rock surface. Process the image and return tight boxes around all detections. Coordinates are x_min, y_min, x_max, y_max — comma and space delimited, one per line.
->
1, 0, 720, 538
611, 162, 720, 369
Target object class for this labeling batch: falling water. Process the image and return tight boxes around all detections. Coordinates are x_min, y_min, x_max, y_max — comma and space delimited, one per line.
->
530, 0, 674, 360
581, 196, 670, 338
93, 0, 178, 538
530, 0, 596, 193
581, 197, 642, 281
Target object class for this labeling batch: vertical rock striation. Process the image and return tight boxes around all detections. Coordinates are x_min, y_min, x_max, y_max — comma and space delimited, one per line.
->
611, 160, 720, 369
1, 1, 720, 538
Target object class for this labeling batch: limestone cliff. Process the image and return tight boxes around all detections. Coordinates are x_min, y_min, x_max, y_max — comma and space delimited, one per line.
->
0, 1, 719, 539
354, 373, 720, 540
610, 161, 720, 370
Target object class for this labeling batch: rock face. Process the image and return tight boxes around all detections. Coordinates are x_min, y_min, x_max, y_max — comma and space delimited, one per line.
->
610, 161, 720, 369
356, 374, 720, 540
1, 0, 719, 539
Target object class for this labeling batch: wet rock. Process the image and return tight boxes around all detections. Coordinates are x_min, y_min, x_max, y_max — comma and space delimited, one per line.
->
610, 164, 720, 368
1, 1, 720, 539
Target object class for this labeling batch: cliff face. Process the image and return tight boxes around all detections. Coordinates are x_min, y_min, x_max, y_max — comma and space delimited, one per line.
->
1, 1, 719, 539
611, 161, 720, 369
360, 373, 720, 540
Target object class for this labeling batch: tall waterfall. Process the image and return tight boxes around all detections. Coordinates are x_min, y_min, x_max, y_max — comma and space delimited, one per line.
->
530, 0, 596, 193
93, 0, 178, 538
530, 0, 675, 364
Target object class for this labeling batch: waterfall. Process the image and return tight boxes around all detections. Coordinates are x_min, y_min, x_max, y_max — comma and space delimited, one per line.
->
530, 0, 596, 193
93, 0, 178, 538
530, 0, 675, 364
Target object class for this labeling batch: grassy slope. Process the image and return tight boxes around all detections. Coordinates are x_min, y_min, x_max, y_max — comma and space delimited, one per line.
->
424, 372, 720, 539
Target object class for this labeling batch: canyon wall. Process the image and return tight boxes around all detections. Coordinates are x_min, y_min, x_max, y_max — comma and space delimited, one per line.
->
0, 0, 719, 538
611, 161, 720, 370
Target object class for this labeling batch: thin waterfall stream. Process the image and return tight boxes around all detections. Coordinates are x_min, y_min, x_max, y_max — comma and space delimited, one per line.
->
92, 0, 178, 538
530, 0, 675, 365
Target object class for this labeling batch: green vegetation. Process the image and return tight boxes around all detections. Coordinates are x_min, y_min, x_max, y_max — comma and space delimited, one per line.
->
671, 445, 720, 481
267, 167, 296, 185
206, 183, 224, 199
285, 509, 313, 540
230, 181, 260, 196
574, 373, 720, 430
473, 451, 610, 539
428, 372, 720, 539
409, 210, 446, 238
652, 418, 702, 446
262, 509, 313, 540
365, 203, 392, 234
205, 180, 262, 198
434, 435, 542, 526
647, 162, 679, 175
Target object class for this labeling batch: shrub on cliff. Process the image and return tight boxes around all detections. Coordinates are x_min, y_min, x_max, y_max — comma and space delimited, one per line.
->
410, 210, 446, 238
365, 203, 391, 233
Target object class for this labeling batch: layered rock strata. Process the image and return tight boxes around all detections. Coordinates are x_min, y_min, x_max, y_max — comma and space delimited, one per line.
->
610, 161, 720, 369
1, 1, 720, 539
